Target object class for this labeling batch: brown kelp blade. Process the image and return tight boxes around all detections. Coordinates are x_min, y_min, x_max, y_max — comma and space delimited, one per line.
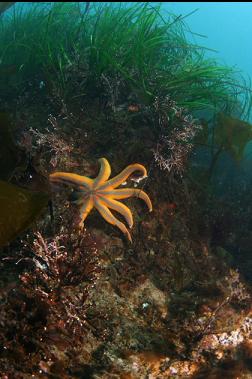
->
0, 2, 15, 15
0, 180, 49, 247
215, 113, 252, 162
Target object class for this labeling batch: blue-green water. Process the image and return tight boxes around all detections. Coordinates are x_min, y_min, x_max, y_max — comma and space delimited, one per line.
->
165, 2, 252, 82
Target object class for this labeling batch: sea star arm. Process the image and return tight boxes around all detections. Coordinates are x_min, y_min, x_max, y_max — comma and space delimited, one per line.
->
99, 163, 147, 190
93, 158, 111, 189
99, 195, 133, 228
49, 172, 93, 190
78, 196, 94, 227
102, 188, 153, 212
95, 198, 132, 242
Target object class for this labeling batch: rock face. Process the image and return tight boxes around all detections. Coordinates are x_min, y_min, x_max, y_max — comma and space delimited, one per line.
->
0, 60, 251, 378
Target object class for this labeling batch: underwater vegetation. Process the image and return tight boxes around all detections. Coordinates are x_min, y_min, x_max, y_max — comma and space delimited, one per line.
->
212, 113, 252, 162
0, 2, 252, 378
0, 2, 15, 15
0, 2, 251, 117
190, 112, 252, 187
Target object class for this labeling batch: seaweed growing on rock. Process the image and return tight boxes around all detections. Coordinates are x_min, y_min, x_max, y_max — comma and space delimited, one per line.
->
1, 3, 251, 116
0, 229, 101, 377
152, 95, 202, 175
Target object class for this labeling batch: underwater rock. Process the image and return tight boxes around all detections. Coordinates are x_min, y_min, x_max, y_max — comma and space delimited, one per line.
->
0, 113, 26, 181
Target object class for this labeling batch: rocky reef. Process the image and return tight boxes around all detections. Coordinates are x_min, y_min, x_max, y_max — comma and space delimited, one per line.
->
0, 3, 252, 378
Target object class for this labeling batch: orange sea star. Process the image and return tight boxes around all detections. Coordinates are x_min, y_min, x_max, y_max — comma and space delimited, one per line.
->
49, 158, 152, 242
